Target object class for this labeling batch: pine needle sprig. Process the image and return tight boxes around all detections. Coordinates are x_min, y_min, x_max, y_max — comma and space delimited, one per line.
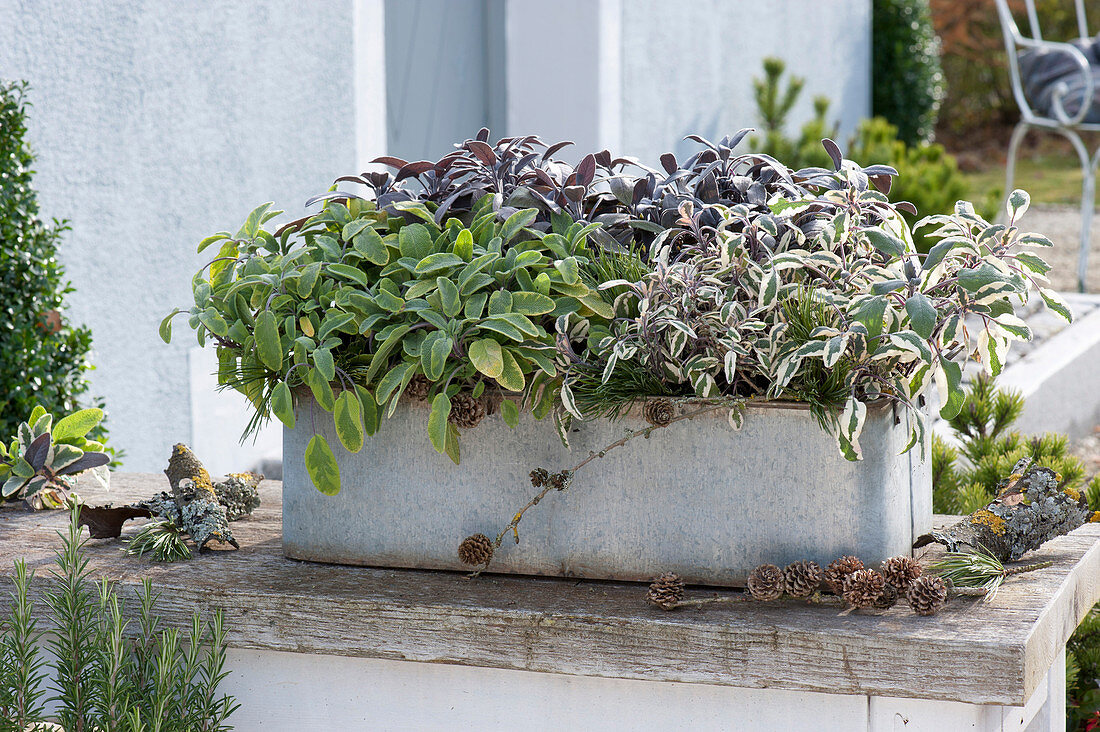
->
124, 519, 193, 563
927, 545, 1052, 601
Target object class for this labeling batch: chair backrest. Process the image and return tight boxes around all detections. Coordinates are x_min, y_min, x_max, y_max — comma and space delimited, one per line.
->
994, 0, 1093, 123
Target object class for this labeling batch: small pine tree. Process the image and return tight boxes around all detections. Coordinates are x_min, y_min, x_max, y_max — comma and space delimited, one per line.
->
750, 58, 836, 170
0, 80, 112, 455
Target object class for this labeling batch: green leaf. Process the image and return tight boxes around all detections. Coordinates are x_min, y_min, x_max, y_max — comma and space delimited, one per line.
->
904, 293, 937, 340
271, 382, 296, 429
197, 232, 231, 254
334, 390, 365, 453
420, 332, 454, 381
398, 223, 434, 260
500, 208, 538, 243
428, 393, 451, 454
554, 257, 580, 285
198, 307, 229, 338
356, 385, 380, 436
510, 291, 555, 315
444, 423, 461, 465
1039, 288, 1072, 322
469, 338, 504, 378
957, 263, 1015, 293
496, 349, 526, 392
364, 324, 412, 385
353, 228, 390, 265
160, 309, 181, 343
937, 359, 964, 419
501, 399, 519, 428
851, 295, 887, 339
327, 263, 371, 288
437, 277, 461, 317
376, 361, 415, 405
306, 367, 335, 411
453, 228, 474, 261
415, 253, 464, 274
255, 310, 284, 371
1006, 189, 1030, 219
488, 290, 513, 315
53, 409, 105, 443
864, 228, 905, 257
313, 347, 336, 382
305, 435, 341, 495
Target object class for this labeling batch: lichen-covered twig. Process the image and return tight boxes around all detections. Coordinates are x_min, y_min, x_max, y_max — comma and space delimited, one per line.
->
914, 458, 1094, 562
466, 401, 736, 577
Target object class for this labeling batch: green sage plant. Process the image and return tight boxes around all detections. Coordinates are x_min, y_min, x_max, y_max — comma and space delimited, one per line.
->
0, 506, 239, 731
162, 190, 608, 494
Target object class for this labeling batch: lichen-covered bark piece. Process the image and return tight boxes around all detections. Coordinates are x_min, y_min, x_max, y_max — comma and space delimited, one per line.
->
914, 458, 1092, 561
164, 443, 216, 502
156, 443, 237, 550
182, 497, 239, 550
214, 472, 262, 521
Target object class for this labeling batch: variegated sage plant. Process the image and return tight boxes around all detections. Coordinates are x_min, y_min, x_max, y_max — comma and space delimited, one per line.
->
565, 145, 1068, 461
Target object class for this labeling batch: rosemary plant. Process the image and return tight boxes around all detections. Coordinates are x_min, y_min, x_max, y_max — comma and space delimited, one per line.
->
0, 507, 240, 731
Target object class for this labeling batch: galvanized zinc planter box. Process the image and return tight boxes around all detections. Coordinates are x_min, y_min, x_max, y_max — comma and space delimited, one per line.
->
282, 396, 931, 587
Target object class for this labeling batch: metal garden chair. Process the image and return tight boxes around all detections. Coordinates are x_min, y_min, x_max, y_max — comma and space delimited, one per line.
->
996, 0, 1098, 291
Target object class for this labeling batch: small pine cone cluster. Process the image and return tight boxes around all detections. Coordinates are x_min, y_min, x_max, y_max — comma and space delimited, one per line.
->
643, 399, 675, 427
747, 564, 785, 601
449, 392, 487, 429
842, 569, 886, 608
783, 560, 821, 598
881, 556, 922, 592
529, 468, 550, 488
647, 572, 685, 610
824, 556, 864, 595
548, 470, 573, 491
405, 375, 432, 401
906, 576, 949, 616
873, 583, 899, 610
458, 533, 494, 566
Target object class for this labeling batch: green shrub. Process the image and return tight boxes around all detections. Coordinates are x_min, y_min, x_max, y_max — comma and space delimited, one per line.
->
848, 116, 970, 252
872, 0, 944, 145
0, 80, 116, 463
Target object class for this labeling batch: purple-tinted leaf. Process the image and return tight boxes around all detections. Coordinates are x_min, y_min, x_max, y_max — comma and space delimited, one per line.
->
684, 134, 719, 151
475, 127, 490, 142
594, 150, 612, 168
576, 154, 597, 187
563, 185, 585, 203
465, 141, 497, 166
55, 451, 110, 476
660, 153, 678, 175
304, 191, 365, 208
25, 432, 51, 471
897, 201, 918, 215
821, 139, 843, 170
862, 164, 898, 177
371, 156, 409, 169
870, 174, 893, 195
542, 140, 574, 160
395, 161, 435, 181
632, 178, 649, 204
334, 175, 367, 185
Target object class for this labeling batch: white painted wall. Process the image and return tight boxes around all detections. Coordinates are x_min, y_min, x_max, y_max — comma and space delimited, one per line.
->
219, 646, 1062, 732
0, 1, 358, 471
619, 0, 872, 167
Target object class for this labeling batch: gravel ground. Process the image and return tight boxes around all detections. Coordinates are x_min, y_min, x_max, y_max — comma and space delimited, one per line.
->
1017, 203, 1100, 293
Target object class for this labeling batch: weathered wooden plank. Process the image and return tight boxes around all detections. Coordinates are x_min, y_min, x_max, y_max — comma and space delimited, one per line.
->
1, 473, 1097, 706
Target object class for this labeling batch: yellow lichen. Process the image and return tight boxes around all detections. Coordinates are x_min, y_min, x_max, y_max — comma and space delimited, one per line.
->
1064, 486, 1082, 502
970, 509, 1007, 536
1091, 511, 1100, 523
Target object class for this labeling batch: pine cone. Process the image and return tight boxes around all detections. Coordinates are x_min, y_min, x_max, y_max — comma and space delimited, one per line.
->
449, 392, 487, 429
405, 375, 432, 401
906, 576, 949, 616
824, 556, 864, 595
647, 572, 685, 610
747, 564, 785, 601
842, 569, 885, 608
881, 556, 922, 592
458, 533, 494, 565
548, 471, 572, 491
643, 399, 675, 427
530, 468, 550, 488
783, 560, 822, 598
873, 583, 899, 609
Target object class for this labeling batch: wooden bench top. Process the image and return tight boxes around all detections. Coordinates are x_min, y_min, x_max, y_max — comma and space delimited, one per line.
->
2, 472, 1098, 706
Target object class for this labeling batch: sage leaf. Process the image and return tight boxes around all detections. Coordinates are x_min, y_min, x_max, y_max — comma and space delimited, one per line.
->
254, 310, 283, 371
334, 390, 364, 453
271, 381, 296, 430
305, 435, 341, 496
428, 393, 451, 454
